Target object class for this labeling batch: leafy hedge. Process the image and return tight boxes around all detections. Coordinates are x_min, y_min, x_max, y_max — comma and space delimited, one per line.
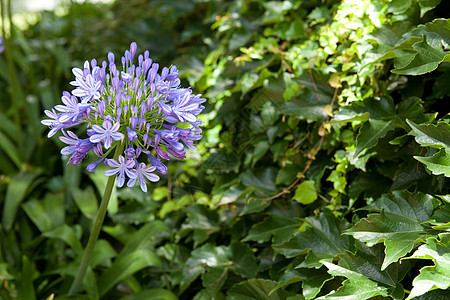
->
0, 0, 449, 299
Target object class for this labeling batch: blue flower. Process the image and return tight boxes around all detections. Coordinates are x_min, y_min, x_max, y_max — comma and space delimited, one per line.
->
59, 131, 94, 165
42, 42, 206, 191
0, 36, 4, 53
89, 121, 124, 149
127, 162, 159, 192
103, 155, 136, 187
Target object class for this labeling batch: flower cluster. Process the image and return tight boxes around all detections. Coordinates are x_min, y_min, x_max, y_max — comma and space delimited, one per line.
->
0, 37, 4, 53
42, 42, 205, 192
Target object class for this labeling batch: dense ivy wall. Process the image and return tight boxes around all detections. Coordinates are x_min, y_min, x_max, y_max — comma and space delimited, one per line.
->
0, 0, 449, 299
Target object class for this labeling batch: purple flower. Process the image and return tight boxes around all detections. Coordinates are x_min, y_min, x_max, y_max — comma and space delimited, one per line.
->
55, 91, 90, 123
89, 121, 124, 149
0, 36, 4, 53
146, 152, 168, 174
127, 162, 159, 192
103, 155, 136, 187
59, 131, 94, 165
41, 109, 64, 137
42, 42, 206, 192
71, 71, 102, 103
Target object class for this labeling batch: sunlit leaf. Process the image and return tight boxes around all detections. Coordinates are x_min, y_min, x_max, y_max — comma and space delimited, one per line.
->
345, 191, 439, 270
405, 234, 450, 299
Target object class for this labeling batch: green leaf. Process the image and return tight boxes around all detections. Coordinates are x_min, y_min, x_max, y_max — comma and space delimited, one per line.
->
293, 181, 317, 204
345, 191, 439, 270
181, 206, 220, 247
273, 268, 332, 300
392, 36, 448, 75
90, 239, 117, 268
318, 261, 389, 300
72, 186, 98, 219
228, 279, 290, 300
22, 193, 65, 232
240, 168, 278, 194
335, 243, 409, 288
355, 119, 395, 158
281, 72, 334, 122
388, 0, 412, 14
229, 242, 258, 278
243, 214, 301, 246
18, 256, 36, 300
118, 221, 169, 258
97, 249, 161, 297
121, 289, 178, 300
2, 171, 40, 231
419, 0, 441, 17
335, 96, 420, 159
0, 130, 22, 169
415, 148, 450, 177
405, 234, 450, 299
152, 186, 168, 201
181, 244, 231, 291
275, 211, 353, 268
43, 224, 83, 256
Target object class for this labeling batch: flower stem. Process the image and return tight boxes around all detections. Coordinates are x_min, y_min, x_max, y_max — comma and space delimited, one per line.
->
68, 142, 124, 296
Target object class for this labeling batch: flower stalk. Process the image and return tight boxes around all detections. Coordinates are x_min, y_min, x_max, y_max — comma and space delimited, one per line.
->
68, 141, 124, 296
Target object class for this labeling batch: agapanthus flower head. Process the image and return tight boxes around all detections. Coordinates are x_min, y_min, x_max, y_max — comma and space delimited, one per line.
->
42, 42, 206, 191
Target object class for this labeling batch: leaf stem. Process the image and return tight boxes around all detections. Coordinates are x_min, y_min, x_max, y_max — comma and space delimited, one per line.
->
68, 141, 125, 296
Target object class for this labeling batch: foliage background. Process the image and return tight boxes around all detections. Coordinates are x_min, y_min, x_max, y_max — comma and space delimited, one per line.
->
0, 0, 449, 299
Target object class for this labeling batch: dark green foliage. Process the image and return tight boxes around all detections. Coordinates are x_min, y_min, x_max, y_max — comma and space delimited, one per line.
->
0, 0, 449, 299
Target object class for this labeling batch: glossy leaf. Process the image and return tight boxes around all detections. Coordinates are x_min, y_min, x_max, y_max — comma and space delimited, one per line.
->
407, 120, 450, 150
345, 191, 439, 270
319, 261, 389, 300
228, 279, 291, 300
181, 244, 231, 290
415, 149, 450, 177
273, 268, 332, 300
243, 214, 301, 246
293, 180, 317, 204
405, 234, 450, 299
275, 211, 353, 268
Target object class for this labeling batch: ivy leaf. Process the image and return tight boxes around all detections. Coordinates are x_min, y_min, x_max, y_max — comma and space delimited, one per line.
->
409, 122, 450, 147
407, 120, 450, 177
181, 244, 231, 291
228, 279, 291, 300
414, 148, 450, 177
336, 243, 409, 288
319, 243, 411, 299
240, 168, 278, 195
355, 119, 396, 158
335, 97, 425, 159
318, 260, 389, 300
345, 191, 439, 270
388, 0, 412, 14
281, 72, 334, 122
275, 211, 353, 268
419, 0, 442, 17
392, 35, 450, 75
405, 234, 450, 299
229, 242, 259, 279
272, 268, 332, 300
243, 214, 302, 246
293, 180, 318, 204
181, 206, 220, 247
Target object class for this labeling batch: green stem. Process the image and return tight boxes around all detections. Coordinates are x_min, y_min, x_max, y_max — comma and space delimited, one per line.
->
68, 142, 125, 296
